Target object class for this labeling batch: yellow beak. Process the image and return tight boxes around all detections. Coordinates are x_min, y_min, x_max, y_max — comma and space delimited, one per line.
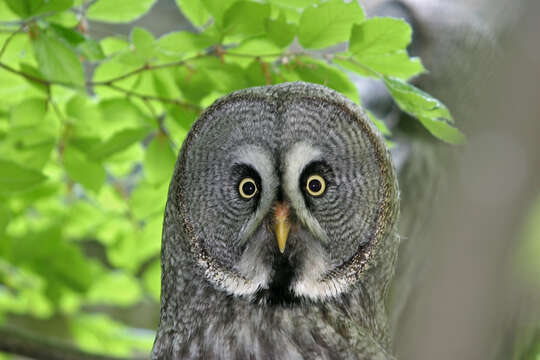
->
274, 202, 290, 253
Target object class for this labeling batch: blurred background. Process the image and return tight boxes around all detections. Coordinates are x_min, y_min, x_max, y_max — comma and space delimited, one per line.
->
0, 0, 538, 359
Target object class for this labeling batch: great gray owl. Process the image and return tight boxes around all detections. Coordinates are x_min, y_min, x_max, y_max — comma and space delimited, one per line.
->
152, 82, 400, 360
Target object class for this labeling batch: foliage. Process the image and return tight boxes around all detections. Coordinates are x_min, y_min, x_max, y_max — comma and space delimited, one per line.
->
0, 0, 462, 357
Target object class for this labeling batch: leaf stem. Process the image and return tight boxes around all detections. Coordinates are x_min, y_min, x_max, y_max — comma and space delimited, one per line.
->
0, 21, 27, 60
333, 55, 382, 78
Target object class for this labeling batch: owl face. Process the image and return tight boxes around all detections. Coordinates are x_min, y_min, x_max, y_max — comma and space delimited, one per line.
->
173, 83, 397, 304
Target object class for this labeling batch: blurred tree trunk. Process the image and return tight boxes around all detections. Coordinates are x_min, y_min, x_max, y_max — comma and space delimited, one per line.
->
378, 1, 540, 359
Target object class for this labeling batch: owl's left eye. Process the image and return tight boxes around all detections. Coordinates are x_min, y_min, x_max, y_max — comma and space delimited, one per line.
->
238, 178, 258, 199
306, 175, 326, 197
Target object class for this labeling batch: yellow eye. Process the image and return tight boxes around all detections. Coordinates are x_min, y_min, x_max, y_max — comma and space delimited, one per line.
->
306, 174, 326, 197
238, 178, 258, 199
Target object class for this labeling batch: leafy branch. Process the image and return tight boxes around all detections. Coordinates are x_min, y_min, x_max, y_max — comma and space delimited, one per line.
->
0, 58, 202, 111
0, 0, 467, 359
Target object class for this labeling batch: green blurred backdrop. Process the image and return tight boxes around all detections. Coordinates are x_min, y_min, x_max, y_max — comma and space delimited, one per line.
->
0, 0, 537, 359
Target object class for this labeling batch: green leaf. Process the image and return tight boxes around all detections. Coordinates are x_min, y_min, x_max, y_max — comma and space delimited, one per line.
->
87, 271, 141, 306
2, 98, 56, 170
125, 27, 156, 63
198, 57, 248, 93
63, 201, 104, 239
335, 51, 424, 79
361, 52, 423, 79
244, 59, 274, 86
10, 226, 99, 294
65, 95, 103, 137
6, 0, 73, 18
131, 27, 154, 52
175, 0, 211, 27
152, 68, 182, 99
32, 32, 84, 87
142, 260, 161, 301
267, 0, 318, 9
10, 98, 48, 127
157, 31, 214, 57
100, 36, 129, 57
281, 57, 359, 103
78, 39, 106, 62
97, 98, 148, 134
49, 23, 85, 46
107, 214, 162, 271
174, 66, 214, 103
0, 130, 56, 171
343, 18, 425, 79
88, 127, 150, 161
349, 17, 411, 56
298, 0, 364, 49
47, 9, 78, 27
266, 13, 297, 48
71, 314, 154, 356
226, 36, 281, 60
144, 134, 176, 184
0, 272, 53, 318
95, 186, 129, 216
165, 105, 198, 133
0, 1, 19, 21
223, 1, 270, 39
201, 0, 238, 28
0, 159, 47, 193
129, 181, 168, 220
0, 205, 10, 237
63, 145, 106, 192
47, 24, 102, 61
87, 0, 158, 23
416, 116, 466, 145
106, 143, 144, 177
383, 77, 465, 144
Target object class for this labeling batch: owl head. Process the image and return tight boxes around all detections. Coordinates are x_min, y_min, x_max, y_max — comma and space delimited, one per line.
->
163, 82, 399, 305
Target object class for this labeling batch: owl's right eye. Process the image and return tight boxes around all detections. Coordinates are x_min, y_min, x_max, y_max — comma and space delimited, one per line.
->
238, 178, 258, 199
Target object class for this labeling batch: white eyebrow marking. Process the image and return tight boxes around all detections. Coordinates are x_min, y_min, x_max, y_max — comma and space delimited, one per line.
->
233, 145, 277, 245
282, 142, 329, 244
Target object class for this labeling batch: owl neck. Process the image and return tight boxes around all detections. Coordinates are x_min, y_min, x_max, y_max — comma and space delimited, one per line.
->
152, 274, 393, 360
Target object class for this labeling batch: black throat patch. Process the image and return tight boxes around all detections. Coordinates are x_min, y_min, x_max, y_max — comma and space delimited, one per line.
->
253, 254, 299, 306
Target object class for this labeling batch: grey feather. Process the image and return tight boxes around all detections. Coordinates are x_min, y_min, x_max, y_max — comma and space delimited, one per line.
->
152, 82, 399, 360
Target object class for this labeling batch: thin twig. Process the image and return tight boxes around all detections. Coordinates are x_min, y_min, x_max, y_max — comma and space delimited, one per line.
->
0, 11, 57, 27
332, 55, 382, 78
140, 97, 163, 130
0, 28, 22, 33
49, 98, 65, 122
0, 21, 27, 60
104, 83, 202, 112
91, 54, 207, 86
0, 62, 51, 86
0, 61, 203, 112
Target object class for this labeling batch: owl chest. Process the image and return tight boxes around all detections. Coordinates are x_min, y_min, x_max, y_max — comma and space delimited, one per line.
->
178, 300, 369, 360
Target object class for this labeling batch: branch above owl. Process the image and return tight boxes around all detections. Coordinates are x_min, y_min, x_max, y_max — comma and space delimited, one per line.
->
0, 0, 464, 149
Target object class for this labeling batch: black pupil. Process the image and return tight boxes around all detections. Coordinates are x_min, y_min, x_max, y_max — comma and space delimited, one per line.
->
309, 179, 322, 193
242, 181, 256, 196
